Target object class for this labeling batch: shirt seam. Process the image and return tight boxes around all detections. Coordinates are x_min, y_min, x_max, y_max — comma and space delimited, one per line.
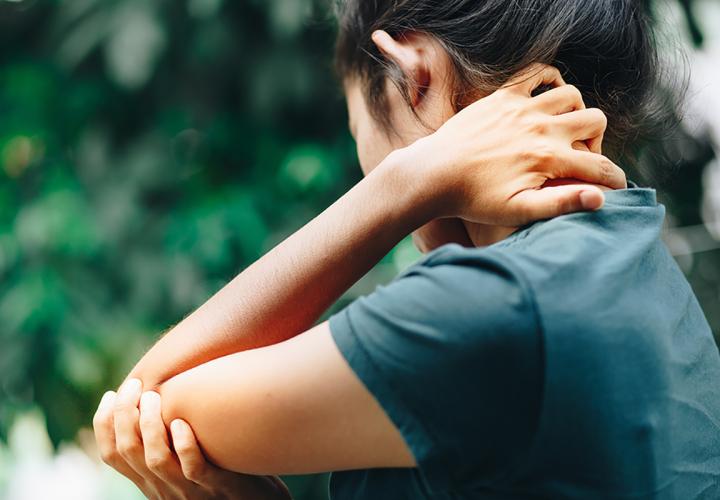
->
334, 307, 447, 491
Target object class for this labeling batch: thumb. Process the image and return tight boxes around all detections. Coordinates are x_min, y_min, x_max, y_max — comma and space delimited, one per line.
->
171, 419, 220, 487
512, 184, 605, 222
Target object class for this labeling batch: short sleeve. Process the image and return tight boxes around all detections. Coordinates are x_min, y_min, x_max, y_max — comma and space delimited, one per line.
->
328, 247, 543, 493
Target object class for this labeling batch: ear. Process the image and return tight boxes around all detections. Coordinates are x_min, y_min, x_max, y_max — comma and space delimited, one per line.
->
371, 30, 431, 107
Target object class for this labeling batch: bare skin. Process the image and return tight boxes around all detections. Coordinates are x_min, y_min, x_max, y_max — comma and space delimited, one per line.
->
93, 30, 625, 500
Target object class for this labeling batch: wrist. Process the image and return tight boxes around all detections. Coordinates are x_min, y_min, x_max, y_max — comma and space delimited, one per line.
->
375, 145, 445, 229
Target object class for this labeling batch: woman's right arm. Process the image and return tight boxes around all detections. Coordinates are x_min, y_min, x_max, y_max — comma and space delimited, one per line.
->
125, 64, 625, 392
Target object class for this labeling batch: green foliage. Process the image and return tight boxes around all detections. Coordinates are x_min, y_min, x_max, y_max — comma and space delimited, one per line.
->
0, 0, 361, 442
0, 1, 363, 495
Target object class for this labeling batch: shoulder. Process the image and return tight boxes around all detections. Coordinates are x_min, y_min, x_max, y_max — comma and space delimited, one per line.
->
397, 242, 535, 309
391, 241, 535, 314
332, 242, 541, 370
475, 191, 668, 296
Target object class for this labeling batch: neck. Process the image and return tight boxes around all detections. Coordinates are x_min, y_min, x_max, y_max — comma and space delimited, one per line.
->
463, 221, 518, 248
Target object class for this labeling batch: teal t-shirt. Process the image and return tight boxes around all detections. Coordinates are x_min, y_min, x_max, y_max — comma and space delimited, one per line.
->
327, 187, 720, 499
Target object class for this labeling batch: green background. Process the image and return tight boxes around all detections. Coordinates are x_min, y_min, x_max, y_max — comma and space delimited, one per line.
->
0, 0, 717, 498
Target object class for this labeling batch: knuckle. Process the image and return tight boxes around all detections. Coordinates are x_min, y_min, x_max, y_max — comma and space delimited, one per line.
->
174, 439, 194, 456
599, 158, 618, 184
568, 85, 585, 109
516, 149, 535, 166
600, 157, 612, 173
183, 463, 207, 483
557, 195, 575, 214
530, 120, 549, 135
567, 84, 582, 100
589, 108, 608, 127
146, 453, 172, 474
100, 449, 120, 467
530, 145, 554, 165
117, 440, 141, 459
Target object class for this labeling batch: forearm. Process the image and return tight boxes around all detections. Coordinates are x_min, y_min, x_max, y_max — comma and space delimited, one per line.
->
128, 151, 434, 389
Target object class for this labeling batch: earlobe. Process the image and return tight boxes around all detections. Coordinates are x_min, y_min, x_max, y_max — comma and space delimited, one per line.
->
371, 30, 430, 107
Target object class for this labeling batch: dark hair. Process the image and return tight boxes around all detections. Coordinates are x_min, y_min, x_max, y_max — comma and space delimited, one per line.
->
334, 0, 676, 171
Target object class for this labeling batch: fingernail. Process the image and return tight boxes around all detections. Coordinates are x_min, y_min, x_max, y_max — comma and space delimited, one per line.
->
99, 391, 116, 408
140, 391, 160, 411
171, 419, 185, 435
119, 378, 142, 397
580, 191, 603, 210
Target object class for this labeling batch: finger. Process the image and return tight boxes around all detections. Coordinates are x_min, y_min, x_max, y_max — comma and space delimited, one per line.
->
171, 419, 217, 487
94, 392, 121, 466
553, 108, 607, 154
114, 379, 149, 475
512, 184, 606, 221
503, 63, 565, 96
93, 391, 150, 490
572, 140, 591, 153
556, 149, 626, 189
586, 133, 604, 156
139, 391, 184, 483
532, 84, 586, 114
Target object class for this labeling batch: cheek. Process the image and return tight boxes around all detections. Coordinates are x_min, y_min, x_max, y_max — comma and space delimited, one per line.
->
356, 128, 395, 176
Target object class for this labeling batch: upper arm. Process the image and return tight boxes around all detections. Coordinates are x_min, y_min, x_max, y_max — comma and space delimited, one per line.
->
158, 321, 416, 476
325, 253, 543, 490
160, 250, 542, 491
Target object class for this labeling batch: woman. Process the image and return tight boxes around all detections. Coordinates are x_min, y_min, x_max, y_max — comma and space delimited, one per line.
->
93, 1, 720, 499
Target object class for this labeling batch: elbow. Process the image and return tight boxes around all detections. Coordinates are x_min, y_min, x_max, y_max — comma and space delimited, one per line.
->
157, 373, 231, 468
155, 354, 300, 476
156, 368, 274, 474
